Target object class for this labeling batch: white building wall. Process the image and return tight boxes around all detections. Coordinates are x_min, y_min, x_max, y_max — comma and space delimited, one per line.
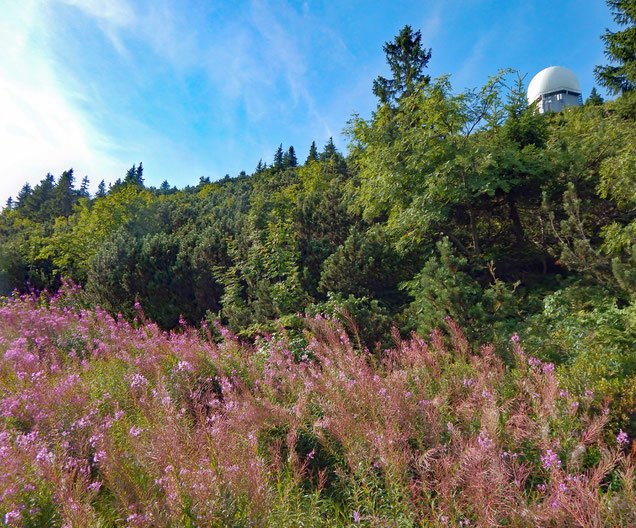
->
537, 91, 581, 113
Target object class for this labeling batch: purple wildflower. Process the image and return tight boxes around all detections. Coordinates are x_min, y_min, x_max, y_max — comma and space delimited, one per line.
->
540, 449, 561, 470
617, 430, 629, 446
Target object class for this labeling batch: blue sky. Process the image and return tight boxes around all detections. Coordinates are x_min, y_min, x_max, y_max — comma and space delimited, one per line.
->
0, 0, 617, 205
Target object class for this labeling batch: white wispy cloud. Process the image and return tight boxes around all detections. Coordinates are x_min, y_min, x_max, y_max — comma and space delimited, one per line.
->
0, 0, 126, 205
0, 0, 362, 205
55, 0, 135, 27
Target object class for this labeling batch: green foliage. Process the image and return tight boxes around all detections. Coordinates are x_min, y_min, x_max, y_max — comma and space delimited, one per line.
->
403, 237, 522, 345
372, 24, 431, 105
1, 21, 635, 445
595, 0, 636, 94
523, 282, 636, 433
586, 87, 605, 105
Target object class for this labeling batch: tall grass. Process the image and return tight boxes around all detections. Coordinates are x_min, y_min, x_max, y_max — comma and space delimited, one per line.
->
0, 287, 634, 527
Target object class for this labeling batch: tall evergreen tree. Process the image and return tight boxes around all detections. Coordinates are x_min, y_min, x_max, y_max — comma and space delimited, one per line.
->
5, 197, 13, 210
16, 183, 32, 208
79, 176, 90, 198
96, 180, 106, 198
19, 174, 55, 219
284, 146, 298, 168
306, 141, 319, 164
53, 169, 76, 217
320, 137, 338, 161
256, 159, 265, 173
273, 144, 284, 169
594, 0, 636, 93
123, 163, 144, 187
372, 25, 432, 105
586, 87, 605, 105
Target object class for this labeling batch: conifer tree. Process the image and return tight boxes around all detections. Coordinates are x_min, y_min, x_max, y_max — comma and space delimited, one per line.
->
595, 0, 636, 93
372, 25, 432, 105
53, 169, 76, 217
80, 176, 90, 198
123, 163, 144, 187
320, 137, 338, 161
16, 183, 32, 208
273, 144, 284, 169
284, 146, 298, 168
96, 180, 106, 198
306, 141, 319, 164
21, 173, 55, 219
586, 87, 605, 105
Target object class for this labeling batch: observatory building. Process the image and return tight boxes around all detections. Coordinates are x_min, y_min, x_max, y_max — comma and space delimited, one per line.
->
527, 66, 582, 113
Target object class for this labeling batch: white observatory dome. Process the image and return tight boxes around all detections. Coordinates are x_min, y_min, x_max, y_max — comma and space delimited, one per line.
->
527, 66, 581, 104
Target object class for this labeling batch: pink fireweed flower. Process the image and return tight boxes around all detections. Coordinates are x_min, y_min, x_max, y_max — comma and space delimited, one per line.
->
542, 362, 555, 374
477, 431, 493, 449
509, 333, 520, 343
528, 357, 542, 367
129, 426, 144, 437
4, 510, 21, 523
617, 430, 629, 446
127, 373, 148, 389
540, 449, 561, 470
175, 360, 193, 372
353, 511, 361, 522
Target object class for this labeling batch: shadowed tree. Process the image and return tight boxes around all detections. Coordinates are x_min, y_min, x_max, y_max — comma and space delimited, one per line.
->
96, 180, 106, 198
273, 144, 284, 169
306, 141, 319, 164
586, 87, 605, 105
594, 0, 636, 93
284, 146, 298, 168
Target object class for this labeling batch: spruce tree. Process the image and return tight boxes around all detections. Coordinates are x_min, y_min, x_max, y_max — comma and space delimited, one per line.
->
372, 25, 432, 105
273, 144, 284, 169
594, 0, 636, 93
586, 87, 605, 105
284, 146, 298, 168
80, 176, 90, 198
53, 169, 76, 217
16, 183, 32, 208
320, 137, 338, 161
21, 173, 55, 219
306, 141, 319, 164
124, 165, 136, 185
123, 163, 144, 187
96, 180, 106, 198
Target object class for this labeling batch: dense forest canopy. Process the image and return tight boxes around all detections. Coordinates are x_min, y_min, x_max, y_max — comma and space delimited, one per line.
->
1, 1, 635, 438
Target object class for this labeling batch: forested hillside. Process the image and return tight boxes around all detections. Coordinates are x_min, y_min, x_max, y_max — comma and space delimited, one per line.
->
3, 23, 636, 414
0, 3, 635, 525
